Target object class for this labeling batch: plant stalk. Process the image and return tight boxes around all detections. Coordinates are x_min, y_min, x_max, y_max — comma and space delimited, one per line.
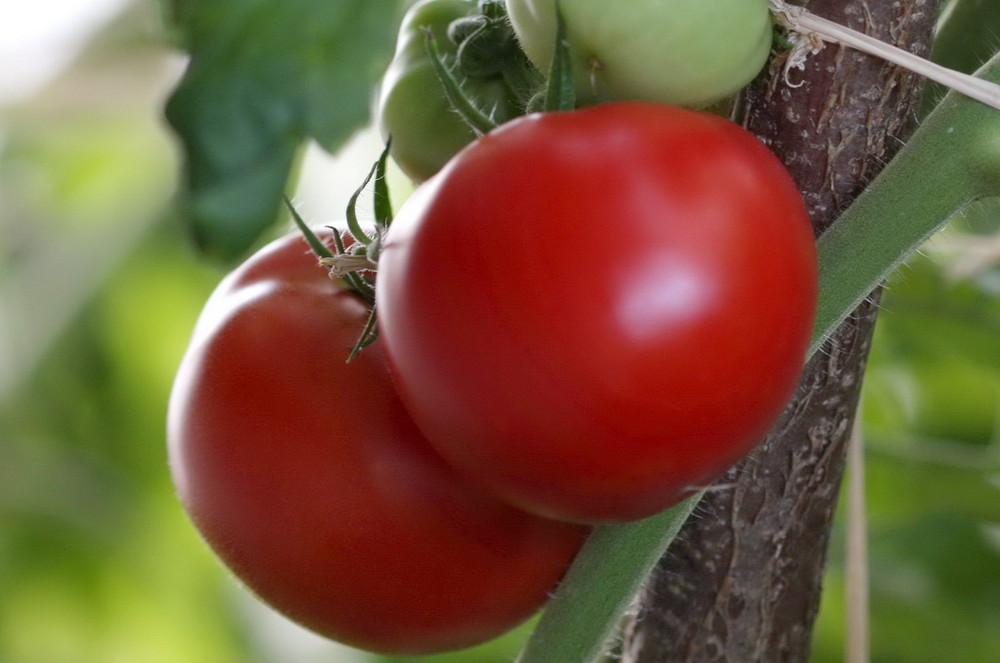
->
810, 52, 1000, 355
769, 0, 1000, 110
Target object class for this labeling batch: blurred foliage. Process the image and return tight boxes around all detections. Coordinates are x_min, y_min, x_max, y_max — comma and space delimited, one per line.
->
1, 1, 998, 662
923, 0, 1000, 113
810, 206, 1000, 663
163, 0, 405, 263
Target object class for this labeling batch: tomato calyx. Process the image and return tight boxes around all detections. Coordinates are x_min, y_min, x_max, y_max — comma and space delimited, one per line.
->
421, 0, 580, 135
320, 252, 377, 279
422, 28, 500, 135
418, 0, 543, 137
286, 145, 394, 359
449, 1, 532, 84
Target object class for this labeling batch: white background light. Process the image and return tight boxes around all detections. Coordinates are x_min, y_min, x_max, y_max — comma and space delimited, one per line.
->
0, 0, 130, 104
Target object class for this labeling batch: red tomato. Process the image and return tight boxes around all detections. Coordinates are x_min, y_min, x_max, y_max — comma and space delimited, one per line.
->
376, 102, 817, 524
167, 231, 585, 655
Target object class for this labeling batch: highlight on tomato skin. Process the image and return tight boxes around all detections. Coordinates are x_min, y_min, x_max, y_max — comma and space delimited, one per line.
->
376, 101, 818, 525
167, 230, 586, 656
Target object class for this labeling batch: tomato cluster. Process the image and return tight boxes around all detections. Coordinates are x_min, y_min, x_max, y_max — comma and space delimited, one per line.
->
169, 1, 817, 656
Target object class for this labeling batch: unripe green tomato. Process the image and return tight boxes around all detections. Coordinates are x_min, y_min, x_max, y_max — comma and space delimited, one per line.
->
377, 0, 521, 182
506, 0, 773, 108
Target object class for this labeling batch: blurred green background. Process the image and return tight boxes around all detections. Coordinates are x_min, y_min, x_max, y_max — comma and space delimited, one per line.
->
1, 2, 997, 662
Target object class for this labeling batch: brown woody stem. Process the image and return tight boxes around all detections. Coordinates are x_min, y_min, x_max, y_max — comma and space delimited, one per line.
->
770, 0, 1000, 109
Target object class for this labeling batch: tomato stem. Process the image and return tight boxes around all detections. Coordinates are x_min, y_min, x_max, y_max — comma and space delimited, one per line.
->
328, 229, 377, 305
319, 254, 376, 278
769, 0, 1000, 110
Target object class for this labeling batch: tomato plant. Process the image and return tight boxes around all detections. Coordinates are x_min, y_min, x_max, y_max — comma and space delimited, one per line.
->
376, 0, 536, 182
506, 0, 773, 108
167, 230, 585, 655
376, 102, 818, 524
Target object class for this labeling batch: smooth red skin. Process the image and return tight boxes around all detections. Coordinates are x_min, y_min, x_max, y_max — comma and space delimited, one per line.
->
167, 231, 585, 655
377, 102, 818, 524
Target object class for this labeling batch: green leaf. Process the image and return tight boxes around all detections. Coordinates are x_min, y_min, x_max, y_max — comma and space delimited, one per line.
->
164, 0, 402, 262
922, 0, 1000, 114
933, 0, 1000, 75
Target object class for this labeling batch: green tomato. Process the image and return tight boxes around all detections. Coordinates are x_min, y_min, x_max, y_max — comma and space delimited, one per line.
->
507, 0, 773, 108
376, 0, 526, 182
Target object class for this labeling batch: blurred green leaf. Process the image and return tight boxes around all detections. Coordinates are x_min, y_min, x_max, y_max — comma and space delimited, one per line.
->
829, 195, 1000, 663
867, 514, 1000, 662
923, 0, 1000, 113
933, 0, 1000, 74
0, 227, 250, 663
954, 198, 1000, 235
164, 0, 403, 262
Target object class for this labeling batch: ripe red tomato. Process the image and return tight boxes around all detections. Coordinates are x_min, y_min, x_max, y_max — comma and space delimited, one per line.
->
377, 102, 817, 524
167, 231, 585, 655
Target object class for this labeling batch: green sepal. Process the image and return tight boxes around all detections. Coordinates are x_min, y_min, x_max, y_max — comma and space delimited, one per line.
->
542, 5, 576, 112
346, 306, 380, 363
372, 144, 394, 232
424, 28, 500, 135
284, 196, 334, 259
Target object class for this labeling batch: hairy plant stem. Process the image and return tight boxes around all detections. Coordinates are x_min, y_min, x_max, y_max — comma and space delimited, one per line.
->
812, 52, 1000, 353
